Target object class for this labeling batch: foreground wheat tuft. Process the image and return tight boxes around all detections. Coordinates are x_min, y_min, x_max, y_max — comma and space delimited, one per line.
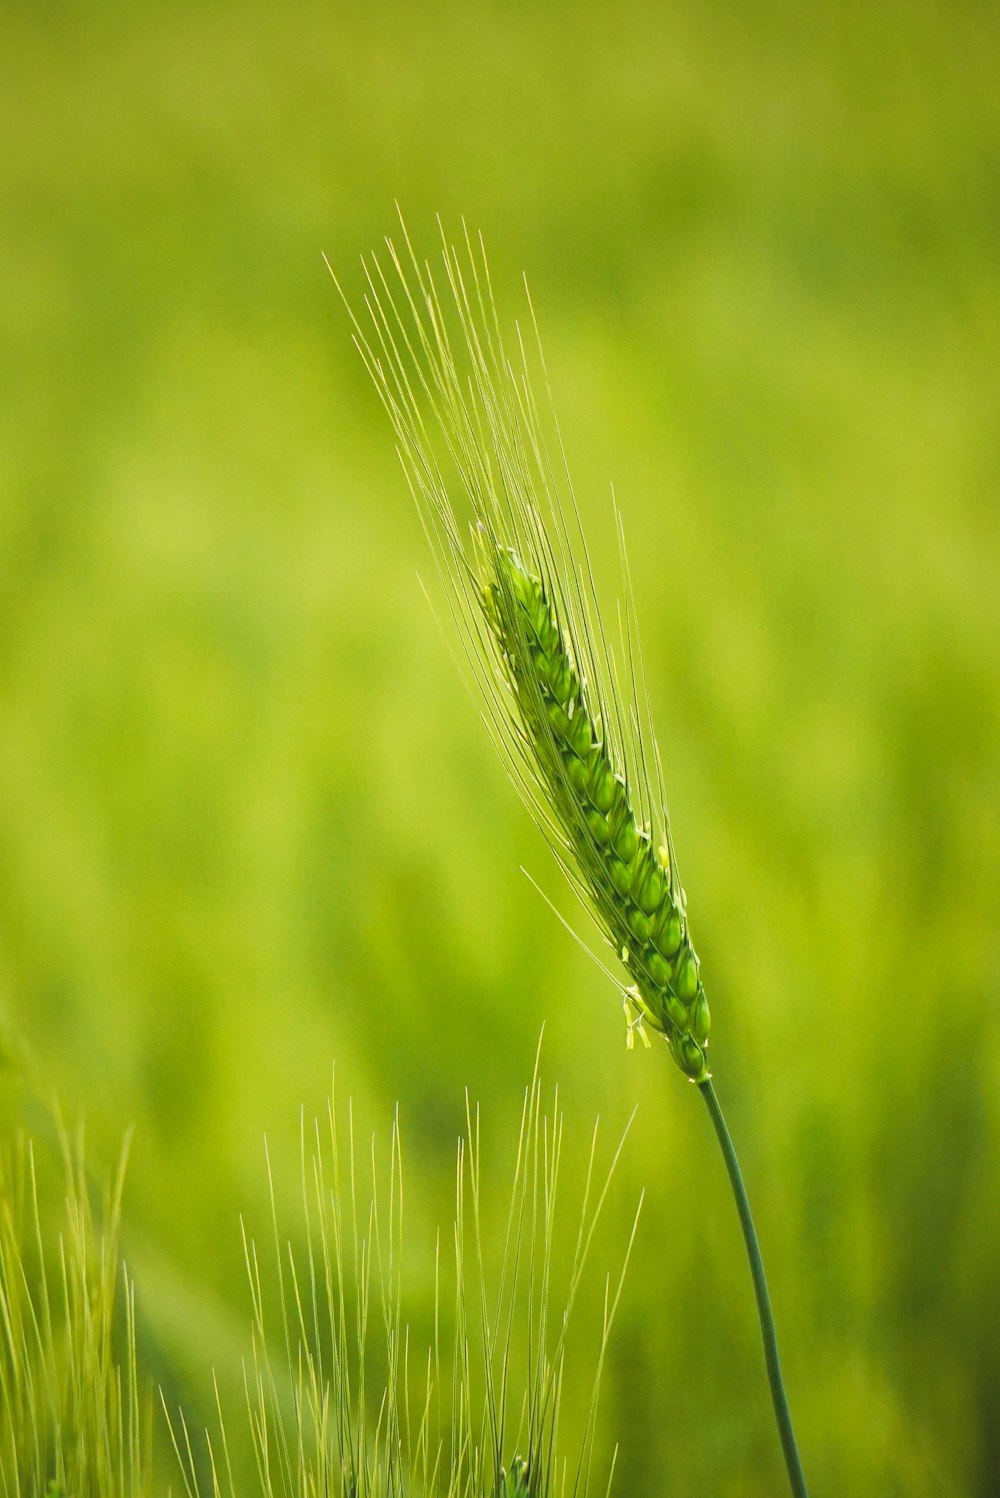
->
0, 1129, 150, 1498
170, 1069, 638, 1498
336, 220, 811, 1496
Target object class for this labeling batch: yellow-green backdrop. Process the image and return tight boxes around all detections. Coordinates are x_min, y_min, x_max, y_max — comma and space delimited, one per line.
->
2, 2, 998, 1493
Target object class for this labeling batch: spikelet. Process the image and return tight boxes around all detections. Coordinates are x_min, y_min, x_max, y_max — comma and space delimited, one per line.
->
336, 220, 710, 1082
502, 1456, 531, 1497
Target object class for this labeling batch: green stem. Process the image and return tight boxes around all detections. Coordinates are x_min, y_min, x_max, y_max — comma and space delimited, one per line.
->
698, 1077, 809, 1498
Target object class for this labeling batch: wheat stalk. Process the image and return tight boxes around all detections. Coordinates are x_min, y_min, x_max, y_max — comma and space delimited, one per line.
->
335, 218, 810, 1496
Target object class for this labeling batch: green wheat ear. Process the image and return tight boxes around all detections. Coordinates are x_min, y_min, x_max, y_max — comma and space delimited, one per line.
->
334, 223, 709, 1082
485, 544, 709, 1078
334, 217, 811, 1497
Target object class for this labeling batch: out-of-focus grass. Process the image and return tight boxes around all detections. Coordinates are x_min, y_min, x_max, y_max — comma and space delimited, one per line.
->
1, 1, 998, 1493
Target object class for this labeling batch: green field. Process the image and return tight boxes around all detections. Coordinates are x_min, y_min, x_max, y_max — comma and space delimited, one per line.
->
2, 2, 998, 1493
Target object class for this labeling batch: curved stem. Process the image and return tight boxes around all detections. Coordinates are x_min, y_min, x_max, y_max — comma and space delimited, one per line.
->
698, 1077, 809, 1498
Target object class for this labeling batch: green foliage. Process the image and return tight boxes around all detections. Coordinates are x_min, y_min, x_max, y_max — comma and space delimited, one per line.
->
1, 1, 998, 1492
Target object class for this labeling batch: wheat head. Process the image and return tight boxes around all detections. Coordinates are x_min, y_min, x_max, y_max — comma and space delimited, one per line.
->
336, 220, 710, 1082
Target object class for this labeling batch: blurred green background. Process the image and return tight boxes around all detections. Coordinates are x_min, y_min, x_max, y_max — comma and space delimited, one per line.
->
2, 1, 998, 1492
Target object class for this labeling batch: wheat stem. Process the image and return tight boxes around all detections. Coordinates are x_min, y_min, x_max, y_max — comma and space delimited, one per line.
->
698, 1079, 809, 1498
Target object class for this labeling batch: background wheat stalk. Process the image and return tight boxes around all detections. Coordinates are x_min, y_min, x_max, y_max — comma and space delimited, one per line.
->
337, 219, 810, 1497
